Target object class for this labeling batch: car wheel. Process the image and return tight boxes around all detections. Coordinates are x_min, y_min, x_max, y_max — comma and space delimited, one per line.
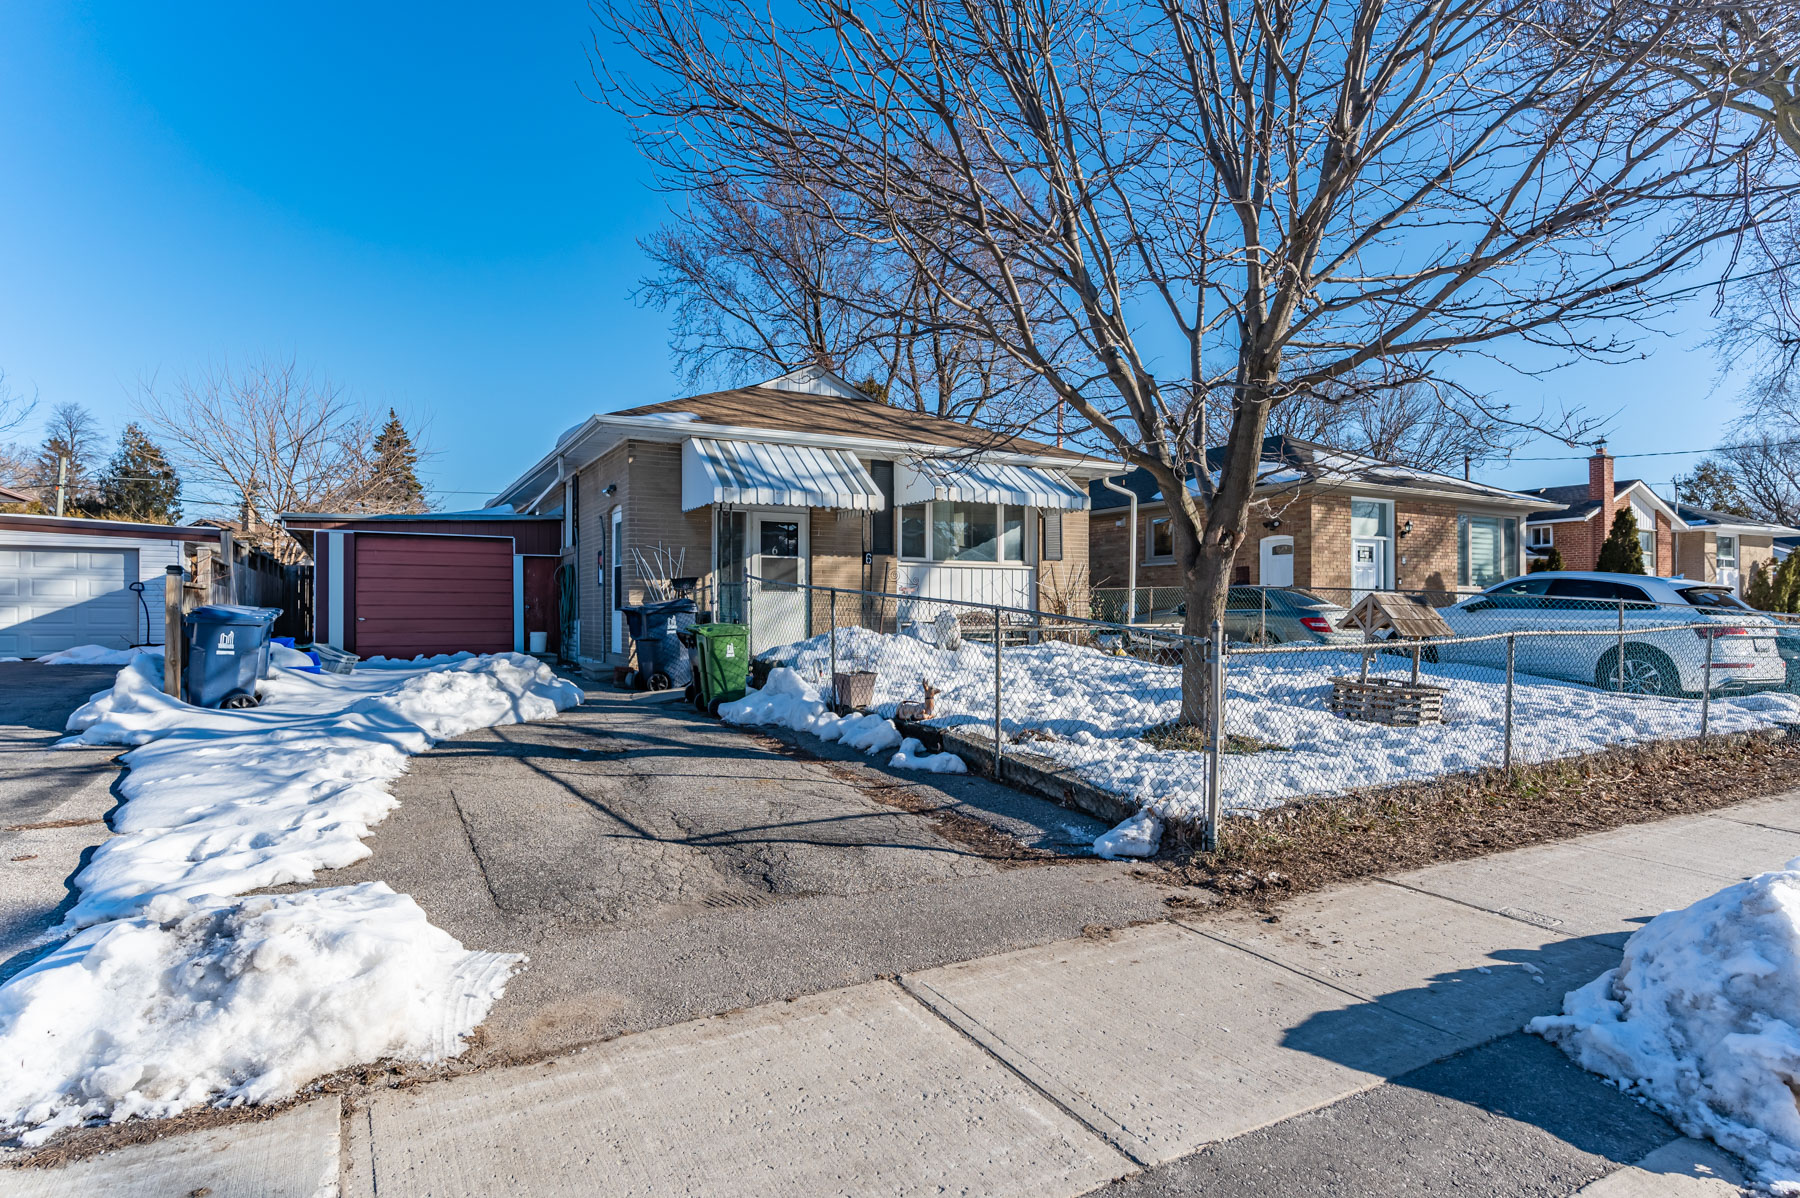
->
1596, 645, 1679, 696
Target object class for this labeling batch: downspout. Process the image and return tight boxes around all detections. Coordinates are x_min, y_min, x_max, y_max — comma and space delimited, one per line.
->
1101, 474, 1138, 624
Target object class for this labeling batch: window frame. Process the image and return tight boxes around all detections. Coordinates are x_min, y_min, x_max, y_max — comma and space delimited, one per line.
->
1146, 516, 1174, 562
896, 499, 1033, 565
1527, 524, 1552, 549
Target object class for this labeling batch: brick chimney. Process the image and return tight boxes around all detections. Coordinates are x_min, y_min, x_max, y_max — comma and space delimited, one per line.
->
1588, 443, 1614, 535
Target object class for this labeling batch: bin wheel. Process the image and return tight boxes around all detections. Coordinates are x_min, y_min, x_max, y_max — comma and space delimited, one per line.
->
647, 671, 672, 692
220, 691, 260, 710
684, 683, 698, 705
706, 698, 724, 718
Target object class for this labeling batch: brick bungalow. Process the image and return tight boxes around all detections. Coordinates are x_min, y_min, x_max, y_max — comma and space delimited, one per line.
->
486, 367, 1114, 670
1671, 503, 1800, 593
1089, 435, 1549, 606
1520, 448, 1683, 577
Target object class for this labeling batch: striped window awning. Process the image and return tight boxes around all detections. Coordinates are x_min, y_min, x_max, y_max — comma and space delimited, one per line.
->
895, 457, 1090, 510
680, 438, 885, 511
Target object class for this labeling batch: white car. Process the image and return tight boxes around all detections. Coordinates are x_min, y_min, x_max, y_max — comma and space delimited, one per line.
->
1435, 572, 1785, 696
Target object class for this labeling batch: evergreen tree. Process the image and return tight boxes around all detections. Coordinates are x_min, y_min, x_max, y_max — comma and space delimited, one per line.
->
1773, 553, 1800, 615
1595, 508, 1647, 574
1542, 545, 1565, 572
1745, 560, 1776, 610
364, 409, 426, 512
97, 423, 182, 523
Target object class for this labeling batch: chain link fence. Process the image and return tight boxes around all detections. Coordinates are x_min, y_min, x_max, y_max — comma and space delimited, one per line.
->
739, 577, 1800, 847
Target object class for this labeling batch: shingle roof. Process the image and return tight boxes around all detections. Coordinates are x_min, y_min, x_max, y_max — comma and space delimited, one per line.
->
613, 386, 1107, 464
1522, 479, 1658, 524
1089, 435, 1543, 510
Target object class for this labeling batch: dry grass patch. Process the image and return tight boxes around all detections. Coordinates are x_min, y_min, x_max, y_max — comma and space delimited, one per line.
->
1153, 729, 1800, 909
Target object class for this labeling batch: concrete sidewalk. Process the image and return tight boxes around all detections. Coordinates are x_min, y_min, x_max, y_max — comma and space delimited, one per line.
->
11, 792, 1795, 1197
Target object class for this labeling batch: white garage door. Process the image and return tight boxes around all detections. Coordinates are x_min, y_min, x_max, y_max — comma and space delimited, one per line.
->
0, 547, 141, 657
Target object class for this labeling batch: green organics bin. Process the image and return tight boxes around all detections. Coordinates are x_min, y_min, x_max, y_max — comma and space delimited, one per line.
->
682, 623, 749, 715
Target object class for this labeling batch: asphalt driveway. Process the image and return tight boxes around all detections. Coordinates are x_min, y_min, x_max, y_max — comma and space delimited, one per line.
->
0, 663, 123, 979
304, 679, 1177, 1065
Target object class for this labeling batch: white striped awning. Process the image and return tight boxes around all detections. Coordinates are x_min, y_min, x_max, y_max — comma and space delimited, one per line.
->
680, 438, 885, 511
895, 457, 1090, 510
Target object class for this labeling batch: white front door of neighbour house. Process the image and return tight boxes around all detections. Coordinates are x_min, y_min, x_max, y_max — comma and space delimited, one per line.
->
1260, 535, 1295, 588
1350, 498, 1392, 602
748, 511, 808, 655
1716, 535, 1739, 592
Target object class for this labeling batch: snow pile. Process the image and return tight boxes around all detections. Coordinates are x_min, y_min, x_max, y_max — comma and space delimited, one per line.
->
720, 668, 904, 755
890, 738, 968, 773
38, 644, 156, 666
270, 642, 315, 669
1094, 809, 1163, 859
1530, 863, 1800, 1190
0, 651, 578, 1142
759, 627, 1800, 820
0, 884, 520, 1146
57, 653, 581, 927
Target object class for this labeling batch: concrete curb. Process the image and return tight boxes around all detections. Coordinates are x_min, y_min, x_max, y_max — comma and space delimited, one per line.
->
918, 724, 1190, 835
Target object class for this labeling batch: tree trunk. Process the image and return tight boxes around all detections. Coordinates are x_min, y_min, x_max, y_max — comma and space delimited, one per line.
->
1175, 373, 1278, 726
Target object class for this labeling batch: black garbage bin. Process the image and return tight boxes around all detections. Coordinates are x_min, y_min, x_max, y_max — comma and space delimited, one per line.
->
184, 605, 281, 708
623, 598, 699, 691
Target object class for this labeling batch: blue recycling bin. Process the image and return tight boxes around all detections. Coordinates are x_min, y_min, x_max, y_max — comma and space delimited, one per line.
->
184, 605, 282, 708
623, 598, 699, 691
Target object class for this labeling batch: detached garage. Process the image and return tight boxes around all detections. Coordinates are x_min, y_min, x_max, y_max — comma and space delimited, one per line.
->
281, 512, 563, 660
0, 514, 224, 657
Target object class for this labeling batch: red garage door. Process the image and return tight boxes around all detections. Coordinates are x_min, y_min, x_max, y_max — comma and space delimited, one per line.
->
352, 534, 513, 659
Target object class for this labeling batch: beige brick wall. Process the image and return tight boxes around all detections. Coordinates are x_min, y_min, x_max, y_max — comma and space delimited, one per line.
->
627, 440, 712, 602
1040, 507, 1090, 613
1395, 501, 1459, 594
810, 507, 873, 592
1742, 537, 1775, 590
574, 444, 630, 666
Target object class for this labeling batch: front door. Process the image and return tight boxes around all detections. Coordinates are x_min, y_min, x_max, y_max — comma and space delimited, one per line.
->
1352, 539, 1383, 600
749, 512, 808, 654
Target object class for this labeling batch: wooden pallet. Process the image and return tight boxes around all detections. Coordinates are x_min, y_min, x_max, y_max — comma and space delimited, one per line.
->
1329, 675, 1447, 726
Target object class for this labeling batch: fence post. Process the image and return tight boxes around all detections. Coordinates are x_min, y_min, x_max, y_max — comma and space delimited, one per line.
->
1503, 634, 1516, 773
992, 603, 1003, 777
1701, 629, 1713, 740
163, 564, 183, 700
829, 588, 838, 709
1205, 619, 1225, 852
1616, 600, 1625, 692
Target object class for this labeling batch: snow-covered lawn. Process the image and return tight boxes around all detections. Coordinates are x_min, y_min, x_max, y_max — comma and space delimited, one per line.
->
753, 628, 1800, 823
1530, 863, 1800, 1192
0, 650, 580, 1145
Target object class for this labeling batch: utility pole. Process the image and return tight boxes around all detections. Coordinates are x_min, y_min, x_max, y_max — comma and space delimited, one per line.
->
54, 455, 68, 517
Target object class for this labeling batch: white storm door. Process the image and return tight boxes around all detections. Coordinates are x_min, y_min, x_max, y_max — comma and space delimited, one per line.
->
748, 512, 808, 654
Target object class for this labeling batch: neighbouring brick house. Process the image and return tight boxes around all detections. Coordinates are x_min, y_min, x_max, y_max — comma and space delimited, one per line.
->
1671, 504, 1800, 594
487, 367, 1113, 670
1089, 436, 1549, 606
1521, 448, 1684, 578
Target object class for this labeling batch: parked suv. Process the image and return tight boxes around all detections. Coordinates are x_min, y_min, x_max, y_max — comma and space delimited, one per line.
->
1436, 571, 1784, 696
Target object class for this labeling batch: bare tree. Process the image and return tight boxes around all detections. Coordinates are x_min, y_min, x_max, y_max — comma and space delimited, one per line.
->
138, 357, 426, 559
599, 0, 1794, 721
1267, 378, 1530, 476
1556, 2, 1800, 403
639, 178, 1042, 424
30, 402, 104, 513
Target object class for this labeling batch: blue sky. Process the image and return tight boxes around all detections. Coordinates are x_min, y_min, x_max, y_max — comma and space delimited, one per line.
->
0, 2, 1749, 514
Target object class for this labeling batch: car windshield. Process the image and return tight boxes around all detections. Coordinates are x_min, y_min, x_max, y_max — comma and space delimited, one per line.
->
1677, 586, 1751, 610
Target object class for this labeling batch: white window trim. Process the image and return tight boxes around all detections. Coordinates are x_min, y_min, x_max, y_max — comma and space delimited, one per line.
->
1146, 515, 1174, 563
896, 499, 1033, 567
1527, 524, 1552, 548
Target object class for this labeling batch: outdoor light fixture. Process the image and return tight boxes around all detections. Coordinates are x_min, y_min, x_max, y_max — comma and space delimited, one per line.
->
1263, 518, 1282, 530
603, 484, 617, 496
1400, 520, 1414, 537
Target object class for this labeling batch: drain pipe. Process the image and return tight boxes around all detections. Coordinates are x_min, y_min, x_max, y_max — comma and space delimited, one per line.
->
1100, 474, 1138, 624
